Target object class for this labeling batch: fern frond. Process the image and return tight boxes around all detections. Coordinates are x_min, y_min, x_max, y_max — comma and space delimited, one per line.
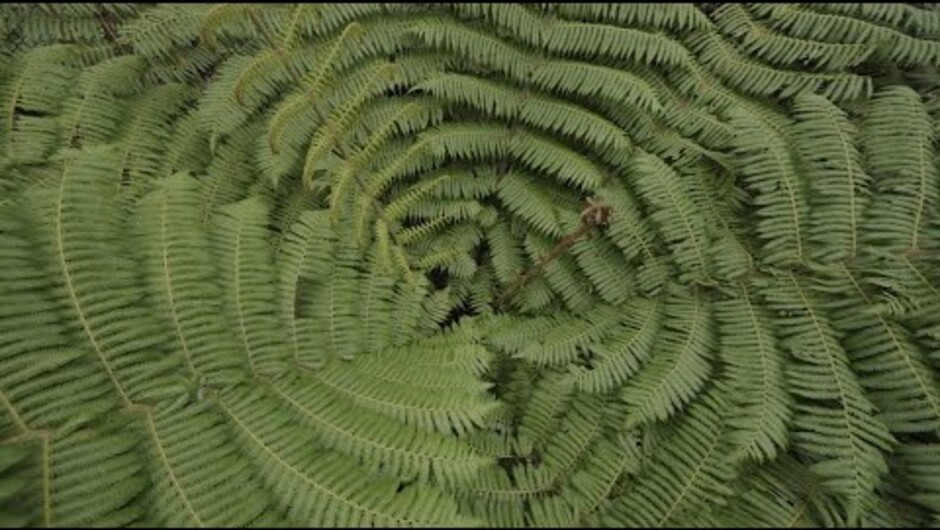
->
632, 151, 712, 284
301, 336, 497, 436
860, 85, 939, 254
409, 16, 531, 80
141, 398, 274, 526
717, 456, 834, 527
759, 272, 895, 524
268, 372, 490, 487
815, 264, 940, 434
196, 54, 259, 152
136, 173, 247, 384
524, 392, 610, 482
114, 83, 194, 202
276, 209, 333, 367
688, 29, 871, 102
792, 93, 871, 263
495, 172, 565, 238
1, 45, 80, 163
455, 464, 528, 527
806, 3, 940, 39
595, 180, 671, 294
0, 208, 116, 435
553, 3, 712, 33
295, 233, 367, 361
602, 390, 736, 527
893, 444, 940, 524
714, 4, 874, 71
534, 61, 664, 114
571, 297, 662, 395
715, 283, 791, 463
213, 384, 475, 527
211, 197, 290, 376
754, 3, 940, 67
619, 291, 713, 428
0, 410, 149, 526
29, 148, 184, 406
36, 422, 148, 526
515, 371, 575, 454
415, 73, 634, 153
725, 104, 810, 267
540, 20, 693, 69
199, 123, 263, 223
58, 55, 147, 149
512, 305, 620, 368
303, 61, 399, 190
860, 251, 940, 355
158, 112, 211, 179
522, 231, 596, 313
569, 234, 634, 305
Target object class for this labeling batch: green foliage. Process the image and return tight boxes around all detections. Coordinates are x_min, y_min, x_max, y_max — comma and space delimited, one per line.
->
1, 2, 940, 528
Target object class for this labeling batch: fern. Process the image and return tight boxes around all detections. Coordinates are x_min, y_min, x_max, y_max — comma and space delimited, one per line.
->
2, 3, 940, 528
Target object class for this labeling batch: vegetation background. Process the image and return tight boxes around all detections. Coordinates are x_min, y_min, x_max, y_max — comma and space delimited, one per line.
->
1, 3, 940, 527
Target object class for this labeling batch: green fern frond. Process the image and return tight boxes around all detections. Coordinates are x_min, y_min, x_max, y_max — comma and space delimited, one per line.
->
714, 4, 875, 71
29, 148, 185, 406
136, 173, 248, 383
759, 272, 895, 524
213, 384, 475, 527
602, 390, 736, 527
860, 85, 939, 254
301, 337, 497, 436
571, 297, 661, 395
553, 3, 712, 33
726, 104, 810, 267
792, 93, 871, 263
1, 45, 80, 164
715, 283, 791, 463
58, 55, 147, 149
267, 372, 490, 487
893, 444, 940, 524
211, 197, 290, 376
32, 421, 148, 526
140, 398, 274, 526
815, 264, 940, 434
753, 3, 940, 67
688, 29, 871, 102
0, 208, 117, 435
632, 151, 712, 284
199, 122, 264, 223
619, 291, 714, 428
717, 456, 832, 527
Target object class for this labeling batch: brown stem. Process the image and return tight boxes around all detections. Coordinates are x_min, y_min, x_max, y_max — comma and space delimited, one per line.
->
495, 198, 611, 310
494, 223, 593, 310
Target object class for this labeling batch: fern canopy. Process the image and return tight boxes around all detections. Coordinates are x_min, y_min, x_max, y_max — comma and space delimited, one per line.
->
2, 2, 940, 528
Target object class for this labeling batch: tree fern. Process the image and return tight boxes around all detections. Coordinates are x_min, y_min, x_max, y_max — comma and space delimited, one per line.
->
2, 3, 940, 528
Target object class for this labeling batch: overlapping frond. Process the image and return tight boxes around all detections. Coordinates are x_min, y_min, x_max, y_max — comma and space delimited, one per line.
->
601, 390, 736, 527
28, 147, 184, 406
619, 290, 714, 428
714, 283, 791, 463
758, 273, 895, 523
213, 384, 475, 527
136, 173, 248, 383
141, 398, 275, 527
815, 264, 940, 434
211, 197, 290, 376
0, 207, 116, 436
792, 93, 872, 262
860, 85, 939, 253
